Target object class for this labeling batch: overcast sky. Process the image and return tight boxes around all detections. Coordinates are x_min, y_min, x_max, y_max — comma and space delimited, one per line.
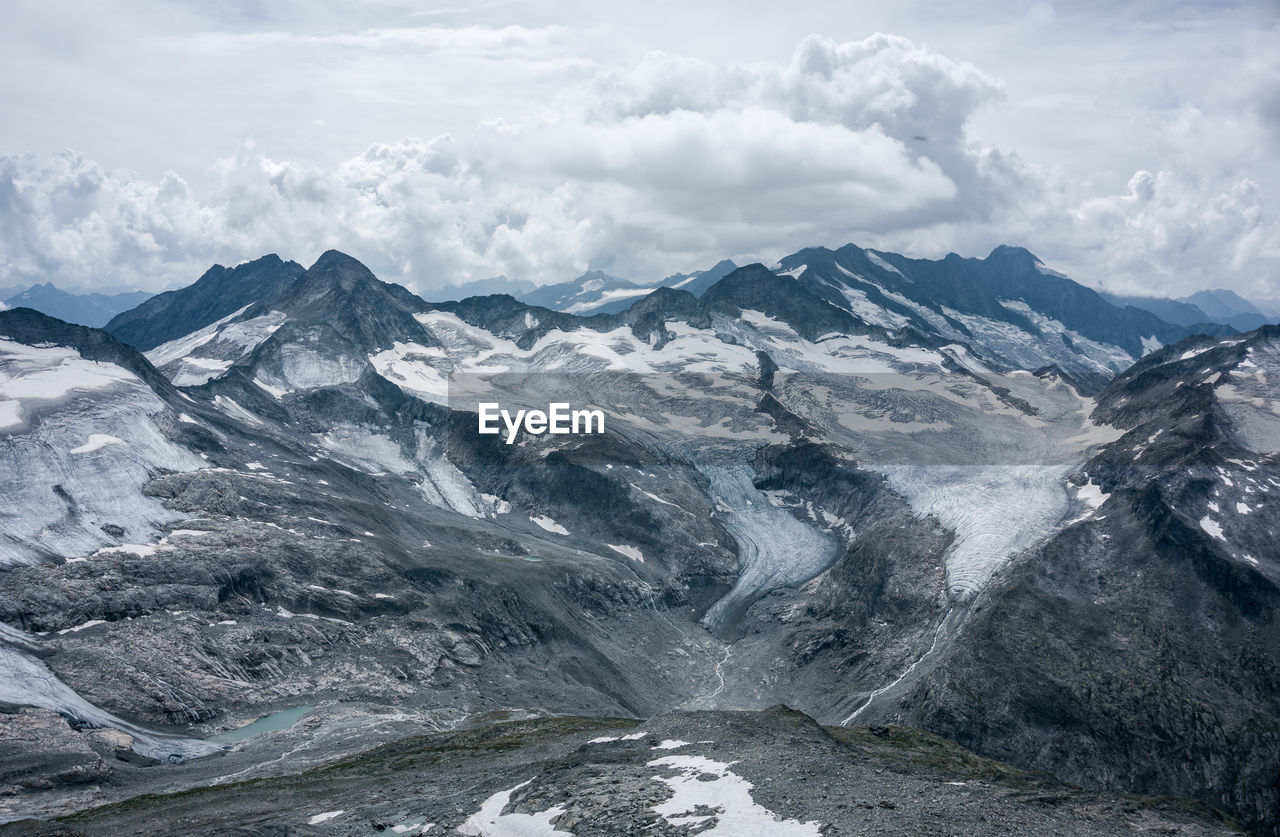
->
1, 0, 1277, 303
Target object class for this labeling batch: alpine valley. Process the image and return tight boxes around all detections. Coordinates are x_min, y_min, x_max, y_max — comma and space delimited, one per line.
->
0, 244, 1276, 836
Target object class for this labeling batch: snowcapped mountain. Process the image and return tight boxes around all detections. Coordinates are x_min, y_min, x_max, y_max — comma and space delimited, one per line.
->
1, 247, 1275, 835
423, 259, 740, 317
517, 269, 653, 315
764, 243, 1233, 392
894, 326, 1280, 834
104, 254, 306, 351
656, 258, 740, 297
520, 259, 740, 314
0, 309, 206, 565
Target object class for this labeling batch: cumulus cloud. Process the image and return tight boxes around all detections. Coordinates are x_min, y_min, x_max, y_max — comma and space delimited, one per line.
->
1064, 171, 1277, 300
0, 34, 1009, 292
1, 26, 1276, 305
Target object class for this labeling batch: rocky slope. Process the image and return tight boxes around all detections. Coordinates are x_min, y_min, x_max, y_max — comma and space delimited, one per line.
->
894, 327, 1280, 834
432, 259, 739, 316
103, 254, 306, 351
0, 246, 1273, 833
0, 708, 1242, 836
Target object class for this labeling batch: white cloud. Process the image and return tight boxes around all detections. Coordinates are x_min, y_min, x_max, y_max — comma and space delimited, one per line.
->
1063, 170, 1277, 301
0, 34, 1008, 292
162, 23, 582, 58
0, 20, 1276, 305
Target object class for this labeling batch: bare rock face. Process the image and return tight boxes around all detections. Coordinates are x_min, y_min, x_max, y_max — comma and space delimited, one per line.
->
899, 326, 1280, 836
1, 250, 1275, 835
0, 710, 110, 795
1, 708, 1243, 837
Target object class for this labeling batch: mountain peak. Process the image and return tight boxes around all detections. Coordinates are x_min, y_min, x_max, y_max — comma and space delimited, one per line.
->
267, 250, 431, 352
3, 282, 155, 328
308, 249, 372, 275
1181, 288, 1264, 319
986, 244, 1043, 266
239, 253, 284, 267
574, 268, 620, 282
105, 255, 306, 350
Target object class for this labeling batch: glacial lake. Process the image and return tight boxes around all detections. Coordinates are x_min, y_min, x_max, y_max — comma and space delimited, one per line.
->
207, 705, 315, 744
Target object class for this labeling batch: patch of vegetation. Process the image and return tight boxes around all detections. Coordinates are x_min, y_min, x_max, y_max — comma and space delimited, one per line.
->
56, 716, 636, 825
824, 723, 1047, 788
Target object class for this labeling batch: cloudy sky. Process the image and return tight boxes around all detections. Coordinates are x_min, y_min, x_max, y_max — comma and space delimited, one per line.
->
1, 0, 1277, 303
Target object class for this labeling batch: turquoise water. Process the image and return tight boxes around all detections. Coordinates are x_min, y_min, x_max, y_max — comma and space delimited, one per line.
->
207, 704, 315, 744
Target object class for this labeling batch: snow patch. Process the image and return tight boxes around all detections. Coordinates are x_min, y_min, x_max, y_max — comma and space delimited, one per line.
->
0, 399, 20, 430
530, 515, 569, 536
649, 754, 822, 835
1076, 480, 1109, 509
1199, 516, 1226, 541
587, 731, 647, 744
835, 285, 911, 331
456, 779, 570, 837
144, 305, 252, 367
0, 338, 139, 403
1180, 346, 1213, 361
57, 619, 107, 635
369, 342, 450, 404
606, 543, 644, 563
69, 434, 125, 455
213, 395, 263, 425
169, 357, 232, 387
254, 377, 289, 400
866, 251, 905, 277
563, 286, 651, 314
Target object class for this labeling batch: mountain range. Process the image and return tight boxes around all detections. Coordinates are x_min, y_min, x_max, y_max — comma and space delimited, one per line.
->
0, 284, 152, 328
427, 258, 742, 316
1103, 287, 1277, 332
0, 243, 1276, 835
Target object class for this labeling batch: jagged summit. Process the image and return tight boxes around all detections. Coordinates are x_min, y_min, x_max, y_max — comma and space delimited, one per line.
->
753, 241, 1234, 390
519, 268, 648, 315
105, 254, 305, 351
98, 242, 1239, 397
2, 242, 1278, 833
271, 249, 432, 351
